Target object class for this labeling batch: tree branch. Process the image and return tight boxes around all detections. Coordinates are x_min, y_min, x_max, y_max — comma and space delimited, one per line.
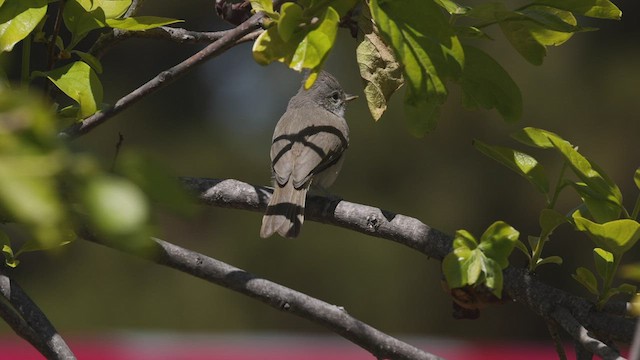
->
0, 269, 76, 359
89, 26, 262, 59
180, 177, 635, 344
59, 12, 265, 141
83, 234, 443, 360
551, 307, 623, 360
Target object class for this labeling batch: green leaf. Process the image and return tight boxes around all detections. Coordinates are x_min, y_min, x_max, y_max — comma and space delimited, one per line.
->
615, 283, 637, 295
370, 0, 463, 135
290, 6, 339, 74
539, 208, 567, 239
483, 257, 504, 297
37, 61, 103, 117
634, 168, 640, 190
528, 235, 541, 251
460, 46, 522, 123
499, 6, 579, 65
356, 8, 403, 121
252, 4, 340, 81
573, 215, 640, 255
570, 181, 622, 223
511, 127, 556, 148
593, 247, 614, 281
453, 229, 478, 249
533, 0, 622, 20
433, 0, 468, 15
0, 0, 48, 53
514, 240, 531, 259
71, 50, 103, 74
0, 230, 19, 268
252, 26, 296, 65
278, 3, 303, 42
249, 0, 276, 17
536, 255, 563, 266
105, 16, 182, 31
82, 175, 149, 237
572, 267, 599, 295
478, 221, 519, 269
444, 225, 512, 298
474, 140, 548, 194
63, 0, 107, 45
81, 0, 132, 19
548, 135, 623, 212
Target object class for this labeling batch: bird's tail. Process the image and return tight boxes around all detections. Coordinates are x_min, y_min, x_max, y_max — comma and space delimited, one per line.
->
260, 182, 308, 239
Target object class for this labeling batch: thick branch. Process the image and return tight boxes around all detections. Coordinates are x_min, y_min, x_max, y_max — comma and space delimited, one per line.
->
552, 307, 623, 360
59, 13, 265, 141
84, 235, 442, 360
0, 270, 75, 359
180, 177, 635, 343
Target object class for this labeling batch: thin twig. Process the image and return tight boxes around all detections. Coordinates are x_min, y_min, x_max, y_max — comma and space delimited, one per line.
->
59, 13, 265, 141
0, 270, 76, 359
551, 307, 623, 360
179, 177, 636, 343
89, 26, 262, 59
110, 132, 124, 172
83, 234, 443, 360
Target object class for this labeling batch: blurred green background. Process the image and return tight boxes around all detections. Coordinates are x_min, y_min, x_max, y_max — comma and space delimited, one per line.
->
1, 0, 639, 344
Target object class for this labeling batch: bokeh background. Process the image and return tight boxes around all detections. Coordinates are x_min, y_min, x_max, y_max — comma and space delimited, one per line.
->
1, 0, 640, 356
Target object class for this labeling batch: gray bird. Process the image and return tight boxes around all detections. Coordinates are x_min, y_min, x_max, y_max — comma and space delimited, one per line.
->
260, 71, 356, 238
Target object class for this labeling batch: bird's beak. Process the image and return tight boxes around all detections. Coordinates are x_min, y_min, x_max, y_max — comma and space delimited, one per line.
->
345, 94, 358, 102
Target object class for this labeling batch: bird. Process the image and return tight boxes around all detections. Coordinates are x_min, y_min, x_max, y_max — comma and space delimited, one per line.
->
260, 71, 356, 238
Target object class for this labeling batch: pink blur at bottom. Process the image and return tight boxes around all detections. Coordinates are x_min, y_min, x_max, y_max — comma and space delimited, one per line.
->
0, 334, 629, 360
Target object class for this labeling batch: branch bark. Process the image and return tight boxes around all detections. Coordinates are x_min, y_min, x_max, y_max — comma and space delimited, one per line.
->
83, 234, 443, 360
180, 177, 636, 345
0, 269, 76, 359
59, 13, 265, 141
552, 307, 623, 360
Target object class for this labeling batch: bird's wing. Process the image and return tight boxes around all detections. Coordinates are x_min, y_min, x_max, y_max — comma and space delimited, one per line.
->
270, 106, 349, 189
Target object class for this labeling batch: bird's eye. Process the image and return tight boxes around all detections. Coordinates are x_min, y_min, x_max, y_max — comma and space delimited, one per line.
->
331, 92, 341, 102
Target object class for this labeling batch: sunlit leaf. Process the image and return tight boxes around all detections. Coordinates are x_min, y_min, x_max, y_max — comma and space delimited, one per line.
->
36, 61, 103, 117
0, 230, 18, 267
536, 256, 563, 266
573, 214, 640, 255
511, 127, 556, 148
533, 0, 621, 20
593, 247, 614, 281
478, 221, 519, 269
290, 6, 339, 74
499, 6, 579, 65
105, 16, 182, 31
0, 0, 48, 53
474, 140, 548, 194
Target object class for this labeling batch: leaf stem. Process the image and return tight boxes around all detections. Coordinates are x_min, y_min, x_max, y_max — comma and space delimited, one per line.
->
20, 35, 32, 87
548, 161, 569, 209
632, 194, 640, 220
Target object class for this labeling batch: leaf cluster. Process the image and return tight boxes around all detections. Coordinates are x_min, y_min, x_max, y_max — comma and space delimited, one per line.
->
475, 128, 640, 308
250, 0, 620, 135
